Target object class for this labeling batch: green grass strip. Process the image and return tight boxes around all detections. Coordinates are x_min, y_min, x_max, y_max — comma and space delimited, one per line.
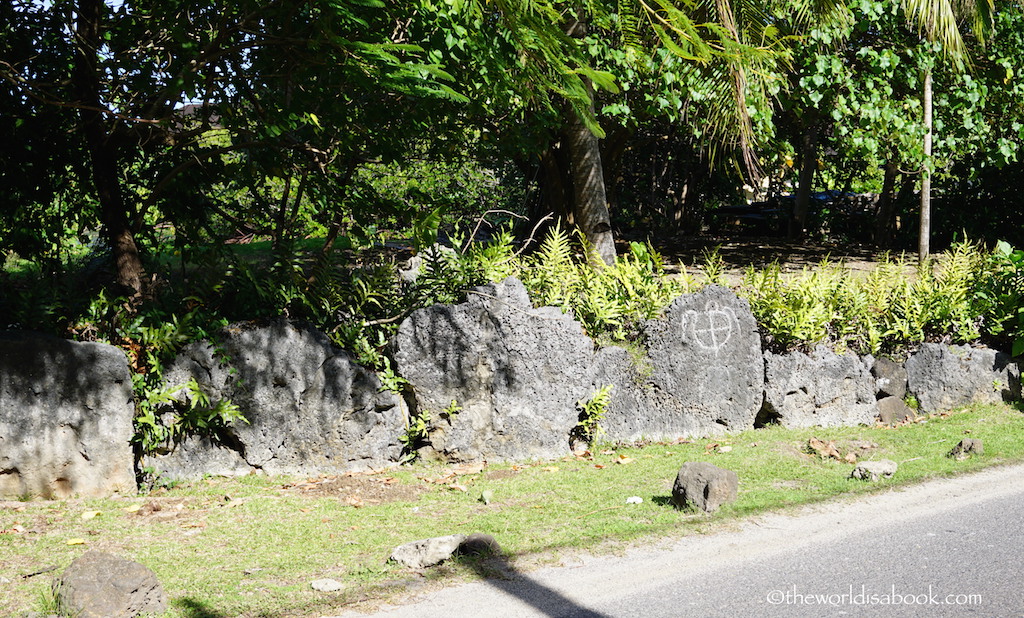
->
2, 402, 1022, 617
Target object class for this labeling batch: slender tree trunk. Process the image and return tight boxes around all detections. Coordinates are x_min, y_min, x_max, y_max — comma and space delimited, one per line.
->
790, 115, 819, 240
273, 175, 292, 251
874, 160, 899, 248
316, 162, 358, 258
73, 0, 143, 295
919, 68, 933, 261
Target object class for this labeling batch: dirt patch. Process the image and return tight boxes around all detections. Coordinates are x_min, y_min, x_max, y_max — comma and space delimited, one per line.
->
485, 469, 521, 481
280, 474, 425, 505
645, 235, 917, 286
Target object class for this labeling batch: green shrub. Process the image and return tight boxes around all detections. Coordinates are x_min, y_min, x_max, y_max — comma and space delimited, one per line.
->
740, 240, 1024, 356
517, 227, 691, 341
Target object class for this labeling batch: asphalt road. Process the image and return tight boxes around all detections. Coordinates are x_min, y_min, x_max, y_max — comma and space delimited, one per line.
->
333, 464, 1024, 618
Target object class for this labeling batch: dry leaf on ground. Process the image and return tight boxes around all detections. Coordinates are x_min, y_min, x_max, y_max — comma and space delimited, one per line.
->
808, 437, 842, 460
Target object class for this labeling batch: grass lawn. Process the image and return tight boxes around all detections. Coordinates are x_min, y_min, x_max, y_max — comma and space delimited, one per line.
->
2, 402, 1023, 617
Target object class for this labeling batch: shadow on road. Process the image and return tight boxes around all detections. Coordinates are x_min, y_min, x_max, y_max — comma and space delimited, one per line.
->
463, 551, 612, 618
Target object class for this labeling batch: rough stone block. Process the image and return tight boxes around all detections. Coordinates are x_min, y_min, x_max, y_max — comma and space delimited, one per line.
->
394, 278, 594, 463
872, 357, 908, 400
906, 344, 1021, 413
599, 286, 763, 444
0, 332, 135, 499
149, 320, 404, 478
763, 346, 877, 428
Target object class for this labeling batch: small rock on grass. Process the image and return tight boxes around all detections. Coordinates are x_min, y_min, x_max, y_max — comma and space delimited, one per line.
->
390, 535, 468, 569
850, 459, 897, 481
54, 550, 166, 618
391, 533, 502, 569
311, 578, 343, 592
948, 438, 984, 461
672, 462, 738, 513
877, 396, 915, 425
456, 533, 502, 558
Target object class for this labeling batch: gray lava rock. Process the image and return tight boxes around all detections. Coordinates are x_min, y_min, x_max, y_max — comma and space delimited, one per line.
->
149, 434, 250, 479
0, 332, 136, 499
906, 344, 1021, 413
851, 459, 898, 481
877, 396, 915, 425
671, 461, 739, 513
763, 346, 877, 428
872, 357, 908, 400
948, 438, 984, 460
585, 346, 712, 442
390, 534, 468, 569
393, 278, 594, 462
55, 551, 166, 618
150, 321, 404, 478
456, 533, 502, 557
601, 286, 763, 443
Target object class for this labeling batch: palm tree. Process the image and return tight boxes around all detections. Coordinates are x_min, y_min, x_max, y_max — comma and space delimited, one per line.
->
499, 0, 811, 264
902, 0, 995, 260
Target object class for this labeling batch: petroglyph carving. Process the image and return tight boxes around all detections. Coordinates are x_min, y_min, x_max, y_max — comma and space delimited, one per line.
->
682, 302, 736, 354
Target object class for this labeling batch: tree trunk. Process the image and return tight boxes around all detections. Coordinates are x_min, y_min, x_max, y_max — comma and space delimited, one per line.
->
538, 143, 574, 225
790, 115, 819, 240
874, 160, 899, 248
73, 0, 143, 295
562, 9, 615, 266
565, 98, 615, 266
919, 68, 933, 261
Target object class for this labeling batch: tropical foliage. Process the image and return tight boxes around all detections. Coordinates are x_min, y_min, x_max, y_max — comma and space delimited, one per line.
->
3, 0, 1024, 450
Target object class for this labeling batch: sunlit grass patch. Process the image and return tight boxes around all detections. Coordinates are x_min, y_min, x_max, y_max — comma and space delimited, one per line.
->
1, 402, 1022, 617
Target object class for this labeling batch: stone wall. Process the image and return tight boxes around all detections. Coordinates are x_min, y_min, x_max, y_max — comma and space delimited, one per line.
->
2, 278, 1021, 496
147, 320, 405, 477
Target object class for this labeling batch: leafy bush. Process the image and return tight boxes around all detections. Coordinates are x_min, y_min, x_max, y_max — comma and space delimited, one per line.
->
516, 226, 693, 341
64, 291, 244, 454
740, 240, 1024, 356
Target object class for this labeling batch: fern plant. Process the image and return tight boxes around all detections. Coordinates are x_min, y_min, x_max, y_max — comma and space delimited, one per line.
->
575, 385, 614, 446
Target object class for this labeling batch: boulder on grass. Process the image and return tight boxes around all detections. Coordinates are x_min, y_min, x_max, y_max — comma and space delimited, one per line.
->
877, 396, 915, 426
456, 533, 502, 558
850, 459, 897, 482
390, 534, 468, 569
671, 461, 738, 513
948, 438, 984, 461
55, 551, 166, 618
